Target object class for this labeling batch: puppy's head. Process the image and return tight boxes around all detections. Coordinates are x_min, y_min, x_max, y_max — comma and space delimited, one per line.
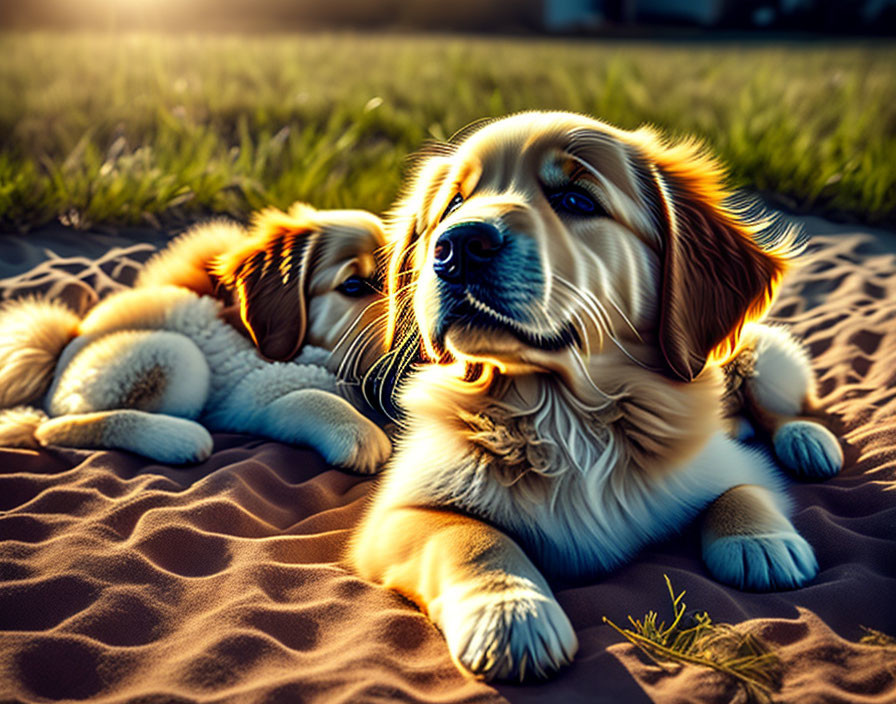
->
381, 111, 800, 396
211, 203, 386, 363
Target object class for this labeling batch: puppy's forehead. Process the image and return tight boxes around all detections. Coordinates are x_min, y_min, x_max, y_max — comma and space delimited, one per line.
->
316, 210, 386, 248
453, 112, 640, 194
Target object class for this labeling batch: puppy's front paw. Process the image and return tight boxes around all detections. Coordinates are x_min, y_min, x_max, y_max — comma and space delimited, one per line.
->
773, 420, 843, 479
441, 577, 577, 681
326, 416, 392, 474
703, 530, 818, 591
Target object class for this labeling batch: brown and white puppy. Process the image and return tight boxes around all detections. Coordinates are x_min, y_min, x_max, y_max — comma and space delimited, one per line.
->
0, 203, 391, 471
351, 112, 842, 681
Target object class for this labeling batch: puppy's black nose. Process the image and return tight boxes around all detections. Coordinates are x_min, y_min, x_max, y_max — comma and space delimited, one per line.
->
433, 222, 504, 283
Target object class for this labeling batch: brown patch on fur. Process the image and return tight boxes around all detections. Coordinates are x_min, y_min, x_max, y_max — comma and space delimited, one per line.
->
721, 345, 758, 418
121, 364, 167, 410
459, 408, 554, 490
703, 485, 789, 538
624, 131, 802, 383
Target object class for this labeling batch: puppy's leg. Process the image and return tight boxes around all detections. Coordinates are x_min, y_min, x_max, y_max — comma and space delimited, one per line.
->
48, 330, 210, 419
40, 330, 213, 463
262, 389, 390, 473
741, 323, 843, 479
36, 410, 212, 464
702, 484, 818, 591
351, 506, 577, 681
210, 365, 390, 473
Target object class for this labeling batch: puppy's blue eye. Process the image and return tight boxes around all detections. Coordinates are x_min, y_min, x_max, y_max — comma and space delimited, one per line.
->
441, 193, 464, 221
337, 275, 372, 297
546, 187, 603, 217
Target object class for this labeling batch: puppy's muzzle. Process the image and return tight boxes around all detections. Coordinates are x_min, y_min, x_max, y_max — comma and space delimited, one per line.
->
433, 222, 504, 284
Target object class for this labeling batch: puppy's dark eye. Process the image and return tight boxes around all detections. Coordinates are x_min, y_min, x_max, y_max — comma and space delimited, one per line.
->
441, 193, 464, 221
336, 275, 374, 297
546, 187, 604, 217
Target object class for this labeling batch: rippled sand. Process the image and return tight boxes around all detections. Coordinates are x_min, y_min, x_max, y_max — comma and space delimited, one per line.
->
1, 217, 894, 703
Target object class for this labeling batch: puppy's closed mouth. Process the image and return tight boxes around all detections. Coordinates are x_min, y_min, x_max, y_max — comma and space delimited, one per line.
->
437, 289, 580, 352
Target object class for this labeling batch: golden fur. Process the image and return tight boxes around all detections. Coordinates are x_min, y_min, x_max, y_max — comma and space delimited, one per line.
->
351, 112, 841, 681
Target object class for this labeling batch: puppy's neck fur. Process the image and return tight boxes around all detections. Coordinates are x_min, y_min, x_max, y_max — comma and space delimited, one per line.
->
384, 355, 725, 577
403, 349, 723, 479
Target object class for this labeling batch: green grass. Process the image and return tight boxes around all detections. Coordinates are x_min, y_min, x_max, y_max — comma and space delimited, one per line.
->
1, 32, 894, 231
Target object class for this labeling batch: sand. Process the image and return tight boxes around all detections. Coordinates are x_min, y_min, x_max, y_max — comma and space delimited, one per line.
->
0, 215, 894, 703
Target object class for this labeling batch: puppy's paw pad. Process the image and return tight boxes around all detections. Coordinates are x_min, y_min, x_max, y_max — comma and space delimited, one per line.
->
774, 421, 843, 479
329, 419, 391, 474
704, 530, 818, 591
446, 580, 577, 681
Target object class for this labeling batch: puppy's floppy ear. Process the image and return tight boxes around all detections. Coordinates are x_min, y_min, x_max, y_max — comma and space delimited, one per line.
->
641, 136, 798, 381
211, 206, 320, 361
384, 152, 453, 347
363, 152, 452, 419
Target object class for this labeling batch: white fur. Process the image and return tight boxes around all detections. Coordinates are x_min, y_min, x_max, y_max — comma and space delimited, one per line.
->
745, 323, 814, 416
47, 330, 210, 418
743, 323, 843, 477
364, 369, 811, 681
1, 289, 388, 470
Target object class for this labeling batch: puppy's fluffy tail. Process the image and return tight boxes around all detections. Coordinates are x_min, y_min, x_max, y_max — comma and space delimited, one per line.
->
0, 406, 48, 448
0, 297, 79, 408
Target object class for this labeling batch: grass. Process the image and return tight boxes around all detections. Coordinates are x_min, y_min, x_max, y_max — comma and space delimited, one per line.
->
860, 626, 896, 648
603, 575, 783, 704
1, 32, 894, 231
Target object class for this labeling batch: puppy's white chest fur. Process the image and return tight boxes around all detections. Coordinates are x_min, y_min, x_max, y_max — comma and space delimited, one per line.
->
381, 369, 783, 579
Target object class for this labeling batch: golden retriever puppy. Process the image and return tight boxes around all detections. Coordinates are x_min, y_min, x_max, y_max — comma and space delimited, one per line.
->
351, 112, 842, 680
0, 203, 391, 472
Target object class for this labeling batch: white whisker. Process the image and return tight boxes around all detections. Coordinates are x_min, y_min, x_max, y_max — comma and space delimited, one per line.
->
552, 275, 655, 373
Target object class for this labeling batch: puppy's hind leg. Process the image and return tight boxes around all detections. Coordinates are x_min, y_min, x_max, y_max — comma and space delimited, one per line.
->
42, 330, 213, 463
36, 410, 213, 464
740, 323, 843, 479
48, 330, 211, 419
702, 484, 818, 591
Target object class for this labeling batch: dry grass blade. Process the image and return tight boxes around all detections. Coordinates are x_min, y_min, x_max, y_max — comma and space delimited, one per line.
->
860, 626, 896, 649
603, 575, 783, 704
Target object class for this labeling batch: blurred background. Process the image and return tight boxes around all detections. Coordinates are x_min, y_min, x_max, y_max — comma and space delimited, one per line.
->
3, 0, 895, 34
0, 0, 893, 232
